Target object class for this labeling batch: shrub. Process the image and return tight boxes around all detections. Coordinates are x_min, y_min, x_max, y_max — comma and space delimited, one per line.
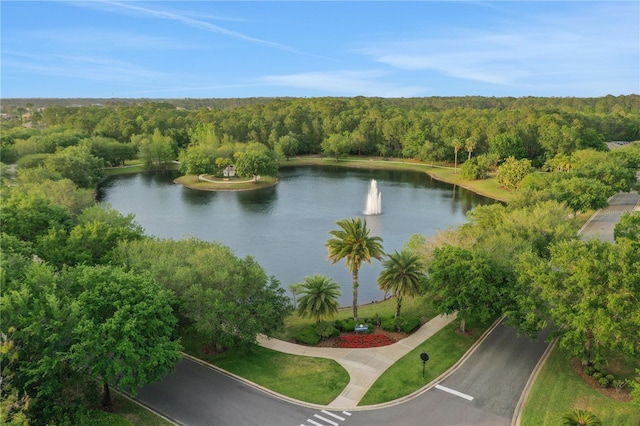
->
598, 377, 610, 388
460, 157, 490, 180
315, 321, 339, 339
612, 379, 625, 391
295, 326, 320, 346
399, 316, 421, 333
584, 366, 595, 376
380, 317, 396, 332
591, 372, 603, 381
340, 318, 357, 332
605, 374, 615, 382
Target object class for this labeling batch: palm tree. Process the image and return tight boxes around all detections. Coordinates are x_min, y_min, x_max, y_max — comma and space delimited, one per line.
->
326, 217, 384, 321
296, 275, 341, 324
377, 250, 425, 318
465, 137, 477, 161
452, 138, 463, 173
561, 409, 602, 426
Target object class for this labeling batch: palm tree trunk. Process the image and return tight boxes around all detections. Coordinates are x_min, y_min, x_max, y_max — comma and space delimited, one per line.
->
395, 296, 403, 318
352, 271, 359, 321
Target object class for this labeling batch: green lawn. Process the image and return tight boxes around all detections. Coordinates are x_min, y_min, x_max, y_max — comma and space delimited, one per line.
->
86, 392, 174, 426
521, 345, 640, 425
180, 328, 349, 405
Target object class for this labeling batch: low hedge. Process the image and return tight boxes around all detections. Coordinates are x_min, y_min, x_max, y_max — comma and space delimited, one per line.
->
295, 326, 320, 345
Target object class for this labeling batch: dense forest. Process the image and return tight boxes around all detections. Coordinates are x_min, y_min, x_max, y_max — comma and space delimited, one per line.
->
2, 95, 639, 425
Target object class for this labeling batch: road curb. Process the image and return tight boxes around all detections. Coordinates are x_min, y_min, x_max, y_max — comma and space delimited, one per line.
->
511, 338, 558, 426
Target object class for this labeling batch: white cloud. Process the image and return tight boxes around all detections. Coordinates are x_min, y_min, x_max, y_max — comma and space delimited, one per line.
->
356, 3, 639, 93
78, 0, 298, 52
3, 51, 165, 83
257, 70, 426, 97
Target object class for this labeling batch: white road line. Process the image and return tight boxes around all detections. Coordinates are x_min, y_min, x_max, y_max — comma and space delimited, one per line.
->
342, 411, 352, 416
314, 414, 339, 426
435, 384, 474, 401
321, 410, 345, 421
306, 419, 325, 426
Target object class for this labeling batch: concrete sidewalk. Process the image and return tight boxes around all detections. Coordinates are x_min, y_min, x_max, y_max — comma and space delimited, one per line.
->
257, 313, 457, 408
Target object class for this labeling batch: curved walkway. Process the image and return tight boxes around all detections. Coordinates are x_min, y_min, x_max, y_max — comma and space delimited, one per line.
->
257, 313, 457, 408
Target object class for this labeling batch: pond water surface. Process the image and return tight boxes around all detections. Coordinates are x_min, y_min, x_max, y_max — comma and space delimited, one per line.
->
97, 166, 494, 306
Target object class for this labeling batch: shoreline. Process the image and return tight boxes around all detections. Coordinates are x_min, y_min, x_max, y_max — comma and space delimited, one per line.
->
172, 155, 513, 203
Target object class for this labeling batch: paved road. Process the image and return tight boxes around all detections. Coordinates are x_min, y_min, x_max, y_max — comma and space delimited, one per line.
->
579, 191, 639, 242
346, 320, 552, 426
135, 357, 319, 426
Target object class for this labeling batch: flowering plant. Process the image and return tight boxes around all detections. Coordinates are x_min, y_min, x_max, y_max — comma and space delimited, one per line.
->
333, 333, 395, 348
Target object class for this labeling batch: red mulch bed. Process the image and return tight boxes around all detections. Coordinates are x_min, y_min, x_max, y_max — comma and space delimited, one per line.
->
314, 327, 409, 348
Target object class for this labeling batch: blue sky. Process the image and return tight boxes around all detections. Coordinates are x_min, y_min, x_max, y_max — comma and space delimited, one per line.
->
2, 1, 638, 98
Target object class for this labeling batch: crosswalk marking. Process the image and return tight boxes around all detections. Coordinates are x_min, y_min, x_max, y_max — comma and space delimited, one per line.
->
314, 414, 338, 426
301, 409, 352, 426
321, 410, 345, 421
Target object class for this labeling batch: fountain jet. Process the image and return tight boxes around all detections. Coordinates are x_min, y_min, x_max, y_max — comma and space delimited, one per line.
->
364, 179, 382, 215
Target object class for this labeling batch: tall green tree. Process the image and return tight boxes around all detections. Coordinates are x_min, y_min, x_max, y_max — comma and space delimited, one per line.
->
377, 250, 425, 318
614, 212, 640, 247
515, 239, 640, 363
43, 145, 104, 188
67, 265, 182, 407
295, 275, 341, 323
234, 151, 278, 182
321, 133, 351, 161
1, 263, 87, 424
111, 238, 292, 350
0, 191, 74, 243
326, 217, 384, 321
496, 156, 534, 190
427, 245, 512, 333
275, 134, 299, 160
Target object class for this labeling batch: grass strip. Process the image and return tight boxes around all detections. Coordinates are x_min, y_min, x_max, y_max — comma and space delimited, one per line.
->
86, 392, 174, 426
359, 317, 491, 406
521, 346, 640, 425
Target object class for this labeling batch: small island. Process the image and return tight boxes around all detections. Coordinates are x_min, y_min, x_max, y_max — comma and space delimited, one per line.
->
174, 174, 279, 191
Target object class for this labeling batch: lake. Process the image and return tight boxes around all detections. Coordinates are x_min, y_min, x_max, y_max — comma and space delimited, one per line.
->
97, 166, 494, 306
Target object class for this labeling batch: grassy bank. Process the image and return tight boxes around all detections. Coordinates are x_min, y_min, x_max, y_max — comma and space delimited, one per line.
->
521, 346, 639, 425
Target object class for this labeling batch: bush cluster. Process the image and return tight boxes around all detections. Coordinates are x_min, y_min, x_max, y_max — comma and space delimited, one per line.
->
583, 364, 622, 389
294, 314, 425, 346
380, 316, 421, 333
